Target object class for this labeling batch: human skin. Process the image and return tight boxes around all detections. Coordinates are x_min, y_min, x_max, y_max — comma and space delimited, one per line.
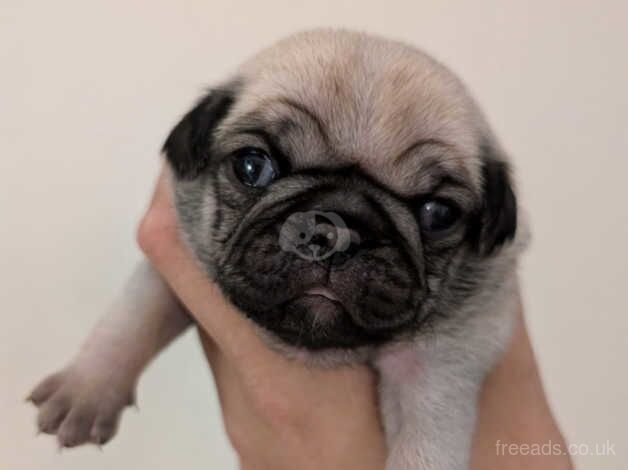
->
137, 169, 573, 470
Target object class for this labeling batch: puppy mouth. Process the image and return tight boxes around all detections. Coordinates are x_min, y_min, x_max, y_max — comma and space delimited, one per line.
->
297, 286, 346, 320
280, 286, 348, 336
302, 286, 341, 302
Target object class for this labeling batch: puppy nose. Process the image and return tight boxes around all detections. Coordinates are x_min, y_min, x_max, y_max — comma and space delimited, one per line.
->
309, 221, 360, 265
279, 211, 365, 264
309, 232, 332, 249
279, 189, 389, 263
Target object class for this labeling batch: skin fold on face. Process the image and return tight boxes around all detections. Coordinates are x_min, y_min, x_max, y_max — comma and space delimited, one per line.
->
164, 30, 519, 353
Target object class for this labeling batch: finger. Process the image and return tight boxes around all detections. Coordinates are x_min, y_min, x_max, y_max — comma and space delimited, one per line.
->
139, 166, 273, 362
166, 253, 271, 362
137, 166, 179, 266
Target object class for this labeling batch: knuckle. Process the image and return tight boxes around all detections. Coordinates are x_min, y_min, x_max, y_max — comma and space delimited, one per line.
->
136, 208, 174, 259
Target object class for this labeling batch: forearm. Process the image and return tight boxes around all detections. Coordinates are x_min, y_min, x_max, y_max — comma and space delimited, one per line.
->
73, 260, 191, 377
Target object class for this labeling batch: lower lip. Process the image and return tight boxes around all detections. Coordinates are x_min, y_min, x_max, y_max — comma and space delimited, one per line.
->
303, 287, 340, 302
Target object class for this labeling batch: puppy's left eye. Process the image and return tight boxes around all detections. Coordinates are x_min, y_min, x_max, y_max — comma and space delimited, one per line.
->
418, 200, 460, 234
232, 147, 278, 188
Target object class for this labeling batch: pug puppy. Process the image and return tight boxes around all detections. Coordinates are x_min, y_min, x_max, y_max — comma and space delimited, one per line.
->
28, 29, 528, 469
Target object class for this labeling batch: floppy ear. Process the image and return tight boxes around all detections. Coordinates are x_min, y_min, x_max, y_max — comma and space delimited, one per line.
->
162, 86, 236, 179
471, 146, 518, 255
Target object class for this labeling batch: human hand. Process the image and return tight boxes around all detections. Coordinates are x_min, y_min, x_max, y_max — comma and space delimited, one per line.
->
138, 167, 572, 470
138, 168, 386, 470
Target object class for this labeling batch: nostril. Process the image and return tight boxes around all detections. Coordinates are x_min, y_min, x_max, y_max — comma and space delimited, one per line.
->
310, 233, 331, 248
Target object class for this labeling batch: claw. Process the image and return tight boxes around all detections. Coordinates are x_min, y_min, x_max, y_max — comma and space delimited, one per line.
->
29, 367, 131, 449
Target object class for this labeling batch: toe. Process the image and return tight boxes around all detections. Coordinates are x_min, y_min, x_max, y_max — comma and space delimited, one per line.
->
37, 395, 71, 434
90, 414, 120, 446
57, 407, 95, 448
28, 372, 64, 406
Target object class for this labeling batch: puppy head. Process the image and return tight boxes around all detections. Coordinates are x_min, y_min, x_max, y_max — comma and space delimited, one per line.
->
163, 30, 524, 352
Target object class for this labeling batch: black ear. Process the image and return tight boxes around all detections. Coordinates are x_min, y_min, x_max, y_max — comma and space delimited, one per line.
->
471, 149, 518, 255
162, 86, 236, 179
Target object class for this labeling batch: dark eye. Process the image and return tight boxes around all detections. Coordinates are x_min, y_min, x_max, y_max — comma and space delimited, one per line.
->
418, 200, 460, 234
232, 147, 278, 188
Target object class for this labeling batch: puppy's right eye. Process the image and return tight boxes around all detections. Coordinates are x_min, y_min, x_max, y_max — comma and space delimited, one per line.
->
232, 147, 278, 188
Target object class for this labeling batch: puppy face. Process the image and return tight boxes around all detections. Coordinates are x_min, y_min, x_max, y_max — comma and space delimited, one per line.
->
164, 30, 521, 352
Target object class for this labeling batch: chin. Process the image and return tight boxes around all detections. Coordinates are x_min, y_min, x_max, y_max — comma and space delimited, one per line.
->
226, 286, 399, 353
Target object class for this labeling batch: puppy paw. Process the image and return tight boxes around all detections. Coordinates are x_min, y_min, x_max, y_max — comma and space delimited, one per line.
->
27, 367, 135, 448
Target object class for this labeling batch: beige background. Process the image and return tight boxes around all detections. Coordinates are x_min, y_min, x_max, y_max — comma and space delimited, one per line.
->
1, 1, 627, 469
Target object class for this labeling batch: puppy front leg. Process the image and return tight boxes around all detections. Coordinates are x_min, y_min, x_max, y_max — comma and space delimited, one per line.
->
378, 348, 484, 470
378, 284, 518, 470
28, 260, 191, 448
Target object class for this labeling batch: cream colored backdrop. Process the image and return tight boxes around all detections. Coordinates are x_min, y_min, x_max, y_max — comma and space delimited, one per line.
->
1, 1, 626, 469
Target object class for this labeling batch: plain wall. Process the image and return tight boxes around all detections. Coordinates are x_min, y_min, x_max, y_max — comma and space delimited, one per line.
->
1, 1, 627, 469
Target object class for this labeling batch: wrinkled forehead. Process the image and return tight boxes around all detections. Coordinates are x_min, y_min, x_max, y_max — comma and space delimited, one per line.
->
218, 32, 488, 195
